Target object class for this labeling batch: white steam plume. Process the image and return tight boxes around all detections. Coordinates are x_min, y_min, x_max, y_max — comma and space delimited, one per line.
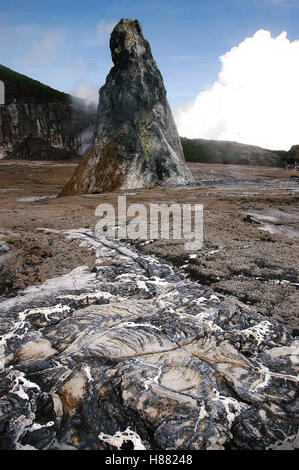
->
72, 84, 98, 104
175, 30, 299, 150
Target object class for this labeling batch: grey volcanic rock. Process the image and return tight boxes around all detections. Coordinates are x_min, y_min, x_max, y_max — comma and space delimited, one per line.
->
0, 228, 298, 450
60, 19, 193, 196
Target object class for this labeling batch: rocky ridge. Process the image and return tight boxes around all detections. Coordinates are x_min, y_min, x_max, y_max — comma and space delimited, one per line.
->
181, 137, 287, 167
181, 137, 299, 169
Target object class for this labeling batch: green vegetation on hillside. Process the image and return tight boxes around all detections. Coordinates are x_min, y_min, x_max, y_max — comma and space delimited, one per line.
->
181, 137, 215, 163
181, 137, 285, 167
0, 64, 71, 105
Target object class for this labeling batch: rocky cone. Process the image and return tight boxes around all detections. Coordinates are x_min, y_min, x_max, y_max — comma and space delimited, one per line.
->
60, 19, 193, 196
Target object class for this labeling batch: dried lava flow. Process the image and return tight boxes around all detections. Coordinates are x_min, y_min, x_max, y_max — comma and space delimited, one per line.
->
0, 228, 298, 450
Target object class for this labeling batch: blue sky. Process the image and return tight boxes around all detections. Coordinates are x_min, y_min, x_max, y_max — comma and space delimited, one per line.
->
1, 0, 298, 109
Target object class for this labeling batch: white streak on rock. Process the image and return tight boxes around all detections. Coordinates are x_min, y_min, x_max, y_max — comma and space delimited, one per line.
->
10, 372, 40, 400
99, 427, 146, 450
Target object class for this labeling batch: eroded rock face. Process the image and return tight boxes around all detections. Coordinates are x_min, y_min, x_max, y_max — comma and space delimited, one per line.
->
0, 99, 97, 161
0, 64, 97, 160
0, 229, 298, 450
60, 19, 193, 196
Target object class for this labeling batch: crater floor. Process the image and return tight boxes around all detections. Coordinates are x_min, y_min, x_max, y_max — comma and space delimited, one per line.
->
0, 161, 298, 449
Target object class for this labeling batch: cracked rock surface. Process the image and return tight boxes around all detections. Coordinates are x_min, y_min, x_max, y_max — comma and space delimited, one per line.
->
0, 228, 298, 450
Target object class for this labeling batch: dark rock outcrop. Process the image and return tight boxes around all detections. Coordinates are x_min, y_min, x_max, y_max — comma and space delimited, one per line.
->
282, 145, 299, 169
0, 65, 97, 160
60, 19, 193, 196
0, 228, 298, 449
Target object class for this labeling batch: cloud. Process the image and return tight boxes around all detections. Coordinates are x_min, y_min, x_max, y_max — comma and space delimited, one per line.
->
97, 20, 116, 37
174, 30, 299, 150
0, 24, 66, 68
28, 31, 64, 63
255, 0, 297, 5
85, 20, 116, 46
72, 84, 99, 103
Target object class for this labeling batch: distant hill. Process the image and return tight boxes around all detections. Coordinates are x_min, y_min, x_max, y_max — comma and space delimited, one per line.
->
0, 65, 97, 160
181, 137, 288, 167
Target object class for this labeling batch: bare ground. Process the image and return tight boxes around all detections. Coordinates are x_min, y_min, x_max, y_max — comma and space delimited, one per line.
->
0, 160, 298, 332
